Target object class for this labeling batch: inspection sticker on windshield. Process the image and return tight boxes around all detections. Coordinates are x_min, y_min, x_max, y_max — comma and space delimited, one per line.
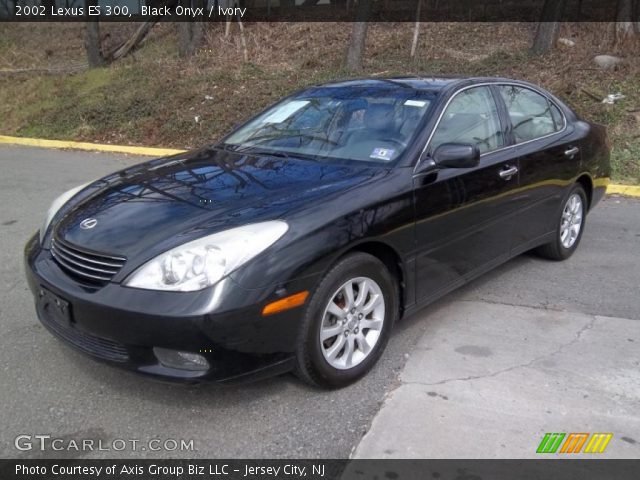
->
370, 147, 395, 161
404, 99, 427, 107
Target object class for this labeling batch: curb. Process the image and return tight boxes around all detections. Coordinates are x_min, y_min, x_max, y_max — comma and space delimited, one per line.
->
0, 135, 185, 157
606, 184, 640, 197
1, 135, 639, 198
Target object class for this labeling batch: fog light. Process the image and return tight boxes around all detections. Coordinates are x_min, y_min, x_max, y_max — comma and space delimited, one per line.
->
153, 348, 210, 372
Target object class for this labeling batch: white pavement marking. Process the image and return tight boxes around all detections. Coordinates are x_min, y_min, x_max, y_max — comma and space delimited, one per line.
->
353, 300, 640, 459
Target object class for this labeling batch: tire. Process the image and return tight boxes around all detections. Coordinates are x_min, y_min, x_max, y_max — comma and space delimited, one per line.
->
536, 184, 588, 261
294, 252, 398, 389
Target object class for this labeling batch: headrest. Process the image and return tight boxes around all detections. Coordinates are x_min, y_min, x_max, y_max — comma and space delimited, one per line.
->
364, 104, 395, 131
440, 112, 484, 130
341, 98, 368, 112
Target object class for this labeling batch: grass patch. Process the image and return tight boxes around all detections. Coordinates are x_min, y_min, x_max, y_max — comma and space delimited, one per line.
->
1, 22, 638, 182
611, 134, 640, 184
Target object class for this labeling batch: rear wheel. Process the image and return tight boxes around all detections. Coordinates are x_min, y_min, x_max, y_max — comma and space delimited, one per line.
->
294, 252, 398, 388
536, 184, 587, 261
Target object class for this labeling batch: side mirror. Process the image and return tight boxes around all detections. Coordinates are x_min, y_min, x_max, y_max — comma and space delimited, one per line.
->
433, 143, 480, 169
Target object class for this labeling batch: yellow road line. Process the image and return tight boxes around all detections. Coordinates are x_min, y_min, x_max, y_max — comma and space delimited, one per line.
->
0, 135, 185, 157
0, 134, 639, 197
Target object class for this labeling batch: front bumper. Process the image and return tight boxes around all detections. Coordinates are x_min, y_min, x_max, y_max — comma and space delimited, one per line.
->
24, 233, 317, 384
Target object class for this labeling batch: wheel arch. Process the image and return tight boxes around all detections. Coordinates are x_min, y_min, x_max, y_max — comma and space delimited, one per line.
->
575, 173, 594, 210
337, 241, 407, 318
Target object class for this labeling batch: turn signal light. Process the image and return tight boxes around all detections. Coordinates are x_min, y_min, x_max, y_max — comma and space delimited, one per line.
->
262, 291, 309, 316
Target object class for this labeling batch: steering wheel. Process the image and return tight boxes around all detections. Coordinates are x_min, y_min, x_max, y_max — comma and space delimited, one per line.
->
299, 134, 339, 146
379, 138, 407, 149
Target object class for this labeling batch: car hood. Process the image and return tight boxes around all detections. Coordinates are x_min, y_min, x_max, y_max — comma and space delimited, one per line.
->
54, 147, 383, 259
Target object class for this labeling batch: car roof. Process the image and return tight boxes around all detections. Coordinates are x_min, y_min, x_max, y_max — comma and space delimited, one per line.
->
316, 76, 532, 92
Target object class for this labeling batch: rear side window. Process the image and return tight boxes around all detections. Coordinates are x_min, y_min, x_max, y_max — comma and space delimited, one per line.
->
498, 86, 563, 143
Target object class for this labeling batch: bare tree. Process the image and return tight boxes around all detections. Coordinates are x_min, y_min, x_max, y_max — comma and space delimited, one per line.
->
84, 0, 179, 67
42, 0, 56, 17
410, 0, 423, 58
345, 0, 371, 72
177, 0, 205, 57
236, 12, 249, 63
108, 21, 157, 62
531, 0, 567, 55
616, 0, 635, 42
85, 0, 105, 68
222, 0, 249, 62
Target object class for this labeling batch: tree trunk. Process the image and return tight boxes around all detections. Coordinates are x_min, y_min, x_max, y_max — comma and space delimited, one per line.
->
615, 0, 635, 41
178, 23, 193, 58
96, 0, 176, 64
107, 21, 157, 61
42, 0, 56, 17
345, 0, 370, 72
237, 13, 249, 62
410, 0, 423, 58
225, 14, 232, 38
85, 0, 105, 69
531, 0, 567, 55
177, 0, 204, 57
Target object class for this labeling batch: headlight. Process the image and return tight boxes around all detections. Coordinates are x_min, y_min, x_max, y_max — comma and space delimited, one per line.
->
40, 183, 91, 244
124, 221, 289, 292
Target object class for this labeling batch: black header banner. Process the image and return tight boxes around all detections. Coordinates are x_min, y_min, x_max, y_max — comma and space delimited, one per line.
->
0, 0, 627, 23
1, 459, 640, 480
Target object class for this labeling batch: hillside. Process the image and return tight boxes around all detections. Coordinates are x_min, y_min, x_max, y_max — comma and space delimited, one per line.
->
1, 22, 638, 182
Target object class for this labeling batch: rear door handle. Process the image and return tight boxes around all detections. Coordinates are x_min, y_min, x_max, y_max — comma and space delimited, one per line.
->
564, 147, 580, 157
499, 166, 518, 180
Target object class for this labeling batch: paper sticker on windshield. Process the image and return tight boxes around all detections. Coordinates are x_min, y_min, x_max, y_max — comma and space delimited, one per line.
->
370, 147, 395, 161
263, 100, 310, 123
404, 99, 427, 107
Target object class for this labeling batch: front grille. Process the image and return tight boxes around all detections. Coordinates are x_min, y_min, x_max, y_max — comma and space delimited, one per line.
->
39, 310, 130, 362
51, 236, 126, 284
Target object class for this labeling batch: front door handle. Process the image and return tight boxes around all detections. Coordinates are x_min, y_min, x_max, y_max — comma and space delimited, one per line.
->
564, 146, 580, 157
499, 165, 518, 180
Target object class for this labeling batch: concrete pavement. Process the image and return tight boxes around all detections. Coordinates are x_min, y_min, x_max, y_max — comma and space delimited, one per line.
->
353, 301, 640, 458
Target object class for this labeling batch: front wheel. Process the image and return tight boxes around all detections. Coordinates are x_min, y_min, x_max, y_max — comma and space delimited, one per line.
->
536, 184, 587, 261
294, 252, 398, 388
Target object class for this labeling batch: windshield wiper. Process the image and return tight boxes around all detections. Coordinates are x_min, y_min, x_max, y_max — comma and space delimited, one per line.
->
232, 146, 291, 159
217, 143, 322, 162
215, 143, 242, 152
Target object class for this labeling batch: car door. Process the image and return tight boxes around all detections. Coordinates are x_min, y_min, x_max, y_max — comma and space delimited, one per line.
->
412, 85, 521, 303
495, 84, 582, 253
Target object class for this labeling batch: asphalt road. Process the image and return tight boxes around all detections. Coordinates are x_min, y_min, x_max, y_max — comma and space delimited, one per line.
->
0, 145, 638, 459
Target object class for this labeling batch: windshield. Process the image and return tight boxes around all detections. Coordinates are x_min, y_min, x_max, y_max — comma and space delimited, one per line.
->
223, 86, 436, 164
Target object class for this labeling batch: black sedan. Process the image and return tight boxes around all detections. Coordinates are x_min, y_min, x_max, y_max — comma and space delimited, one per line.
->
25, 77, 610, 388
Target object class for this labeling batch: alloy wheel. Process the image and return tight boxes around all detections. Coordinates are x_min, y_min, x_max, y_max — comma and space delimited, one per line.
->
319, 276, 385, 370
560, 193, 583, 249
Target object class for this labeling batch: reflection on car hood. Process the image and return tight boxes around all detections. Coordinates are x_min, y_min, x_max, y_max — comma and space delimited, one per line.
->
55, 146, 381, 258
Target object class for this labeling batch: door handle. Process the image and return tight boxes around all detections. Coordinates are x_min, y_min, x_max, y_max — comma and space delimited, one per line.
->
499, 166, 518, 180
564, 146, 580, 157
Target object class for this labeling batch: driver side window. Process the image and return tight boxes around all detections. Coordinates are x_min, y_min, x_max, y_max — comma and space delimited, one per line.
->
430, 86, 505, 155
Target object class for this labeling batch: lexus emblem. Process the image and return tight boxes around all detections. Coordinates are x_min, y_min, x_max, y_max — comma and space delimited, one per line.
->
79, 218, 98, 230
